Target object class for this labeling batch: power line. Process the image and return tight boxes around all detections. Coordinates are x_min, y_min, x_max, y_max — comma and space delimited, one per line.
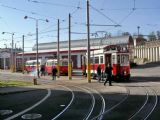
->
1, 4, 56, 19
28, 0, 82, 9
25, 6, 81, 34
89, 4, 119, 25
71, 32, 96, 35
119, 9, 135, 24
136, 7, 160, 10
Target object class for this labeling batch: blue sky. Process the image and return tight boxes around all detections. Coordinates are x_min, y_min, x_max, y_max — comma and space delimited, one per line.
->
0, 0, 160, 51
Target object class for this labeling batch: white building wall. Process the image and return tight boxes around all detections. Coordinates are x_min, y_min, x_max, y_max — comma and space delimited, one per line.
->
151, 48, 154, 62
147, 48, 149, 60
155, 47, 158, 61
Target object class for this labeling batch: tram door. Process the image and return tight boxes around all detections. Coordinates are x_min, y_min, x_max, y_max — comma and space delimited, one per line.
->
117, 54, 121, 75
105, 54, 111, 66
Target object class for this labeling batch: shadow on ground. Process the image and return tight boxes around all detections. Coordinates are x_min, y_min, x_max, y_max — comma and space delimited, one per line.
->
131, 61, 160, 69
131, 76, 160, 83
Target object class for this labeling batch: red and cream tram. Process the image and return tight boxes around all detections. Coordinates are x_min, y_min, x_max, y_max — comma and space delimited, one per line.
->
24, 59, 45, 73
45, 59, 71, 75
83, 45, 130, 81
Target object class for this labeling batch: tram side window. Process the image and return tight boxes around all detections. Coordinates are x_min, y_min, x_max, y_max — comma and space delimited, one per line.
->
117, 55, 120, 64
95, 57, 99, 64
100, 56, 103, 64
90, 57, 94, 64
53, 62, 57, 66
33, 62, 36, 66
112, 55, 116, 64
61, 61, 68, 66
121, 55, 129, 64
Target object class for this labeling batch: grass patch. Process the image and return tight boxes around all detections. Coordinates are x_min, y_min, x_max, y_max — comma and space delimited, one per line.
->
0, 80, 33, 87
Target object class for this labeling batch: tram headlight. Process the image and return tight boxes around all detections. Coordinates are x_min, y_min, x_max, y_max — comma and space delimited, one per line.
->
124, 71, 127, 75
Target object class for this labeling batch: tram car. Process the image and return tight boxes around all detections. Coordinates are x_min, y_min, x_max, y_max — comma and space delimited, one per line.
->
24, 59, 45, 73
82, 45, 130, 81
45, 59, 71, 75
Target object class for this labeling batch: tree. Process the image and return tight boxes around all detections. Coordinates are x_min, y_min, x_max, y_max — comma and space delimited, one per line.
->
138, 34, 144, 38
148, 31, 156, 41
122, 32, 130, 36
156, 31, 160, 40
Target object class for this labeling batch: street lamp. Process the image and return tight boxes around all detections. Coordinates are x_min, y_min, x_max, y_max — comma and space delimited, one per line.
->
2, 32, 14, 72
24, 16, 49, 78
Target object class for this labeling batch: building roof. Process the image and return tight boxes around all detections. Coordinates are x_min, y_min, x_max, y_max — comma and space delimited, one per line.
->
18, 35, 133, 55
32, 35, 133, 51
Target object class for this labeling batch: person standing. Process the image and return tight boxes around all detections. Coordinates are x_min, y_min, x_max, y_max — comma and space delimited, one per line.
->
97, 65, 101, 82
104, 63, 112, 86
40, 65, 45, 76
52, 66, 57, 80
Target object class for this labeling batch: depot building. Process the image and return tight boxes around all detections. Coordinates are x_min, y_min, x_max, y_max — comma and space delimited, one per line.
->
17, 35, 134, 69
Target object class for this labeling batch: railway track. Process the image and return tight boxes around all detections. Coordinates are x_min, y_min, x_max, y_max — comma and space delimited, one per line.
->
128, 87, 158, 120
1, 72, 160, 120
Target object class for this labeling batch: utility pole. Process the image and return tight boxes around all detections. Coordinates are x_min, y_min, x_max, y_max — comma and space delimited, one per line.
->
87, 0, 91, 83
22, 35, 24, 74
24, 16, 48, 78
11, 33, 14, 72
68, 13, 72, 80
15, 43, 17, 72
137, 26, 140, 37
36, 19, 40, 78
57, 19, 60, 78
2, 32, 14, 72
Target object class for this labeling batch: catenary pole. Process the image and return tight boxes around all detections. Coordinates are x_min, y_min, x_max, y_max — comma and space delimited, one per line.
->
68, 13, 72, 80
22, 35, 24, 74
57, 19, 60, 78
15, 43, 16, 72
11, 33, 14, 72
36, 19, 40, 78
87, 0, 91, 83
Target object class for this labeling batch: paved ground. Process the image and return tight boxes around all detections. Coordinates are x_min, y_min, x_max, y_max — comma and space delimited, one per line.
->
0, 62, 160, 120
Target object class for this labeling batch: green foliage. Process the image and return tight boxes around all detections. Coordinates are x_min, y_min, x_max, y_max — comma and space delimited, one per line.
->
148, 31, 156, 41
0, 80, 33, 87
130, 62, 137, 68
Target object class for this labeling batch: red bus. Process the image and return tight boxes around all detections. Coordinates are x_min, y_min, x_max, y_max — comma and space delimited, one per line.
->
83, 45, 130, 81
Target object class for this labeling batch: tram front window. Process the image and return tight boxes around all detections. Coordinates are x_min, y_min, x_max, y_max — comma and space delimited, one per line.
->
121, 54, 129, 64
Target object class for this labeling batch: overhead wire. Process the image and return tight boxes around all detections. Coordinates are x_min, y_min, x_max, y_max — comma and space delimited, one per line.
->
1, 4, 56, 19
26, 0, 82, 37
71, 32, 96, 35
89, 4, 120, 25
118, 0, 136, 24
39, 5, 81, 33
0, 1, 81, 42
118, 9, 135, 24
28, 0, 82, 9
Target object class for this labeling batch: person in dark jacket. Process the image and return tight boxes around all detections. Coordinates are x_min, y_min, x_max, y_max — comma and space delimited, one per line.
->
104, 63, 112, 86
40, 65, 45, 76
97, 65, 101, 82
52, 66, 57, 80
